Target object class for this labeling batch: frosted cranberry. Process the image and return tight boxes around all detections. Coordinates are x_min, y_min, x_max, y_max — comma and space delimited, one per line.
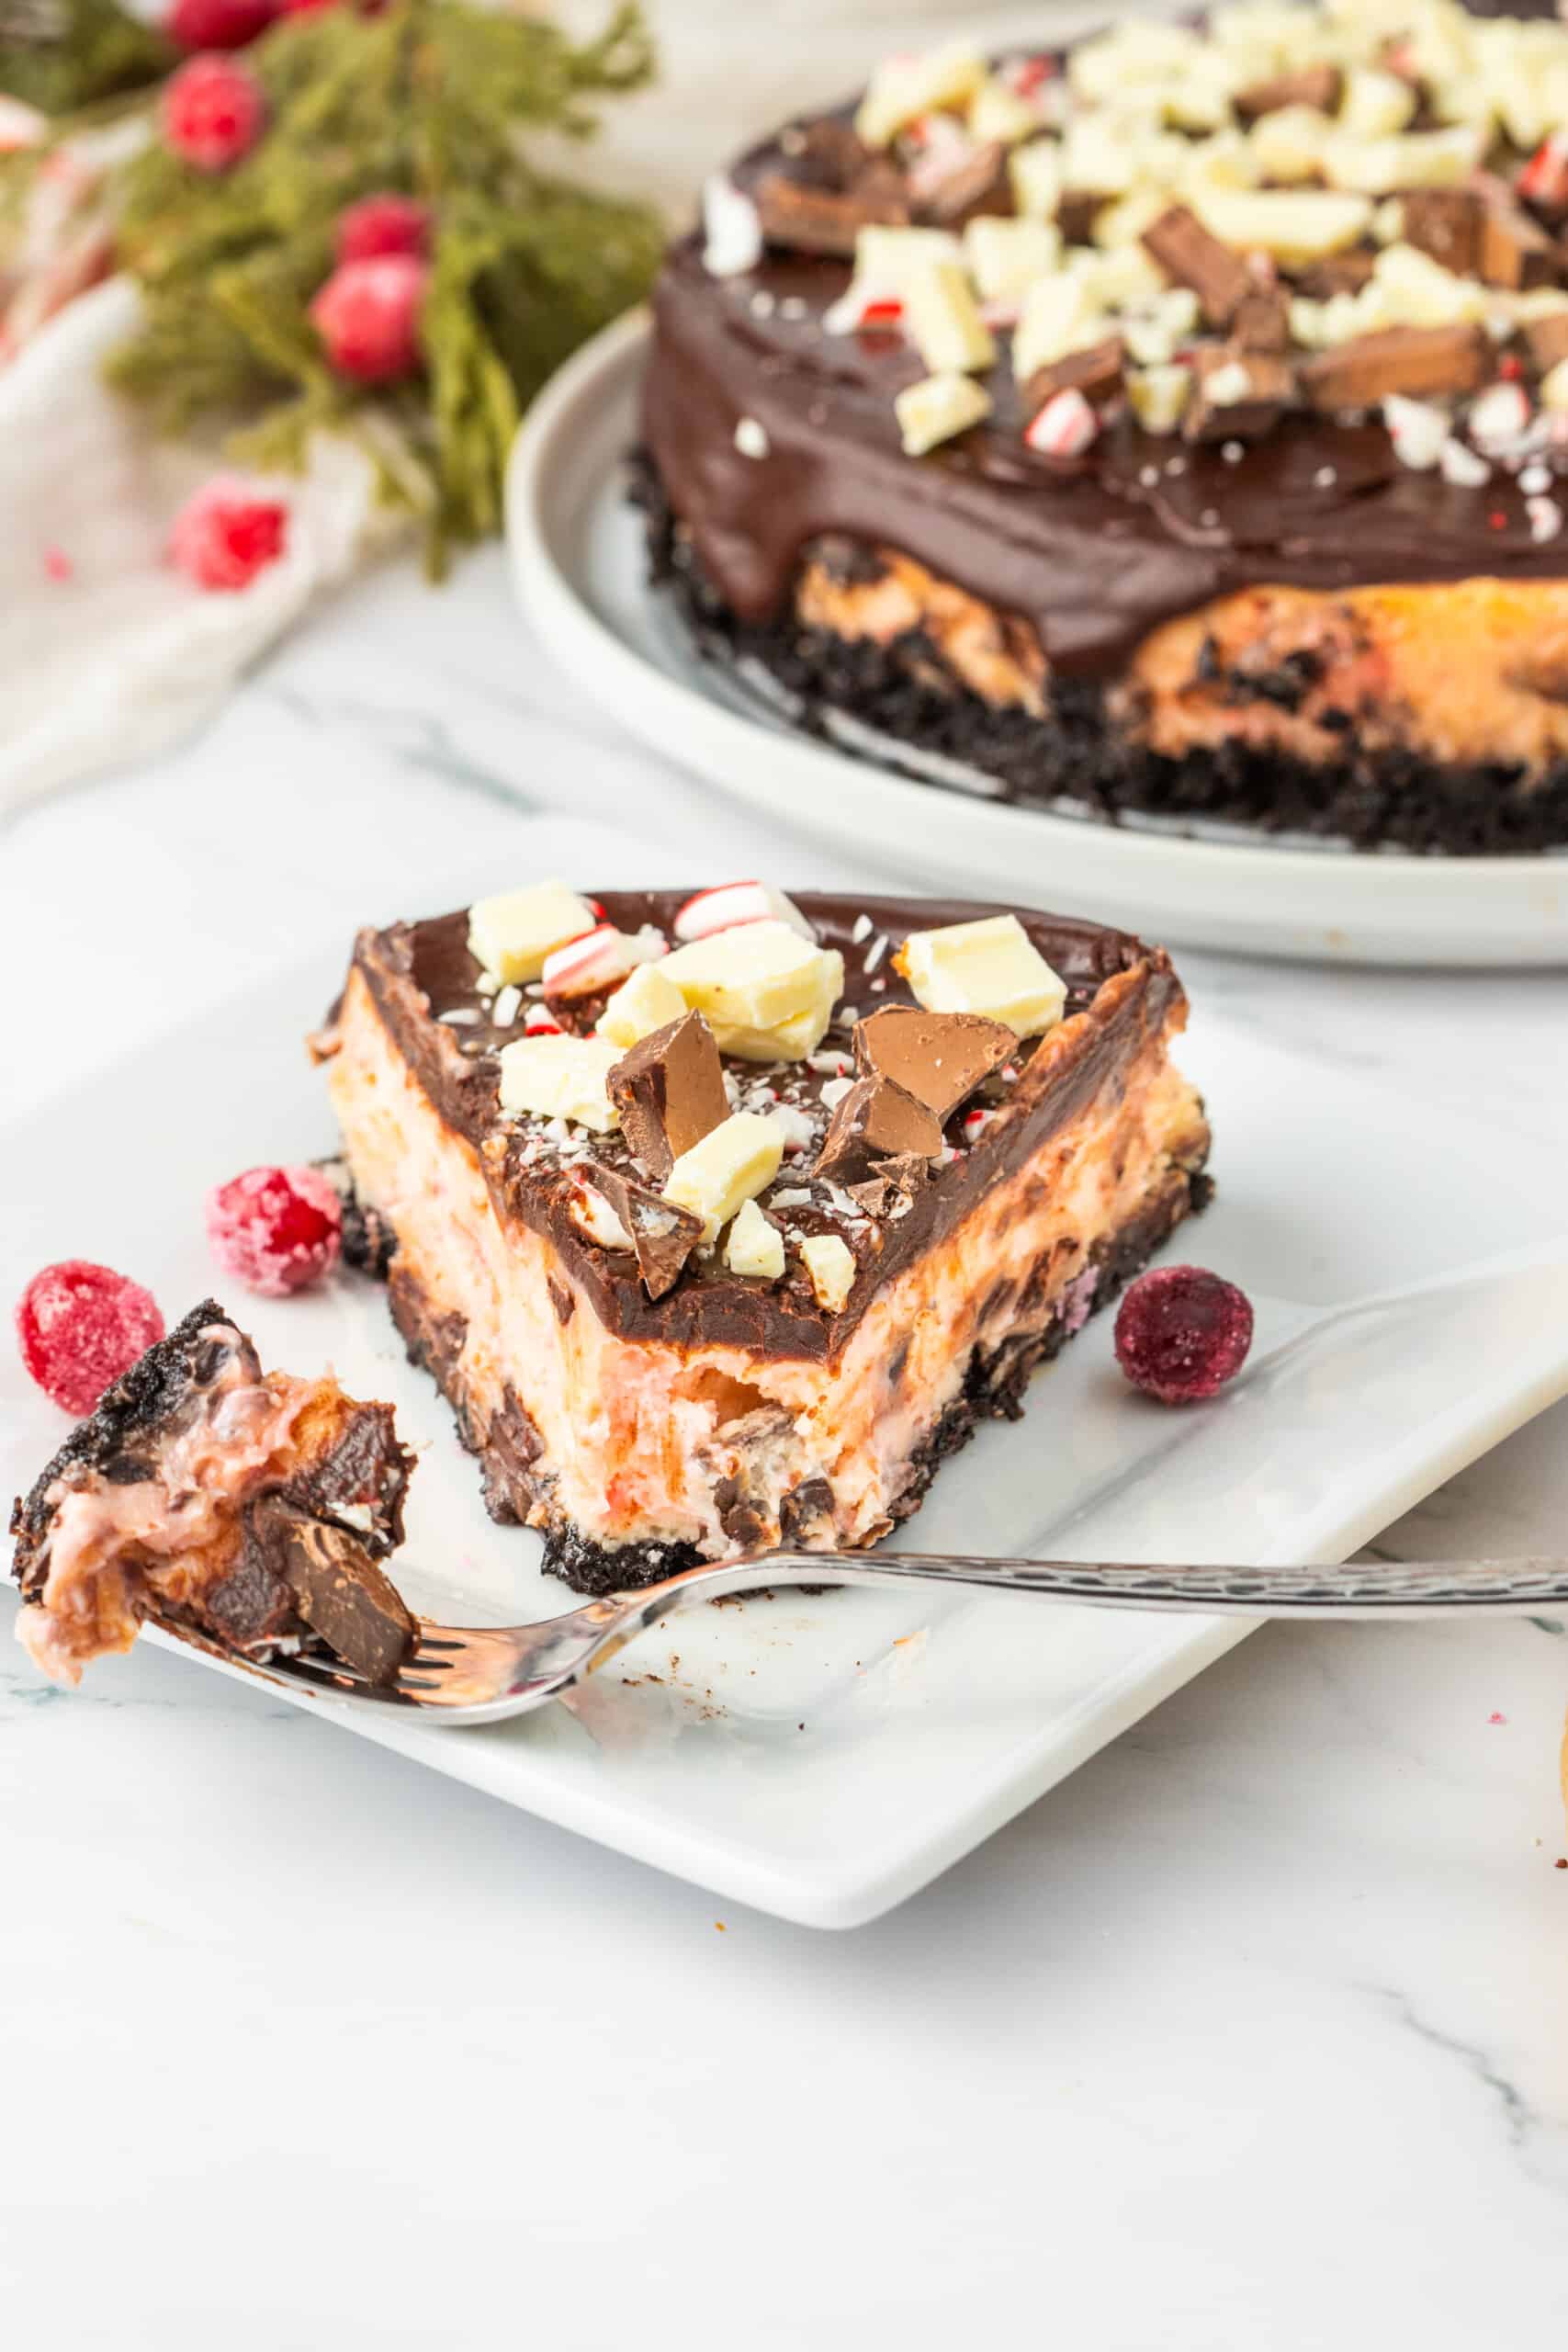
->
166, 0, 276, 50
16, 1261, 165, 1418
1114, 1265, 1254, 1406
161, 54, 267, 172
206, 1164, 342, 1296
309, 254, 425, 382
169, 474, 288, 590
335, 192, 431, 266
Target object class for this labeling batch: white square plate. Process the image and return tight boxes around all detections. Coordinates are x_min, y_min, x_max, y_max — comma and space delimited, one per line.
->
4, 814, 1565, 1927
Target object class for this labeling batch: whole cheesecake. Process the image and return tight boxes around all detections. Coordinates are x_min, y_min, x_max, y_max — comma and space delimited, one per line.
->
639, 0, 1568, 853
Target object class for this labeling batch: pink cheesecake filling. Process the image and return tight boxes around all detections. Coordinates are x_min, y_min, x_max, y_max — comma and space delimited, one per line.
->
328, 967, 1207, 1560
17, 1331, 323, 1686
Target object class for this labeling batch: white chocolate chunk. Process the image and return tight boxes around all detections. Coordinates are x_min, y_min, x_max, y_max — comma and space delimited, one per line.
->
702, 175, 762, 277
1540, 357, 1568, 413
1382, 393, 1450, 470
854, 39, 986, 149
725, 1197, 785, 1283
660, 921, 843, 1061
1009, 137, 1063, 221
852, 225, 964, 288
799, 1233, 857, 1314
1129, 362, 1193, 433
598, 961, 688, 1049
1338, 65, 1416, 140
967, 77, 1041, 148
663, 1113, 784, 1245
897, 914, 1066, 1038
1249, 104, 1334, 184
1193, 187, 1371, 260
1371, 242, 1489, 328
468, 880, 595, 986
1122, 287, 1201, 366
895, 371, 992, 457
903, 261, 996, 373
496, 1035, 622, 1131
1012, 274, 1111, 385
1322, 125, 1482, 194
963, 215, 1059, 304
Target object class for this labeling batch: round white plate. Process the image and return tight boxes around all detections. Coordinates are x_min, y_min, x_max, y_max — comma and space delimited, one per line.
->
507, 311, 1568, 966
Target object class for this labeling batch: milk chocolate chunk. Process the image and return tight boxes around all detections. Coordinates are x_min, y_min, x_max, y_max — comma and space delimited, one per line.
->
1184, 345, 1294, 441
1142, 204, 1251, 328
814, 1072, 942, 1182
853, 1003, 1014, 1118
1234, 63, 1342, 122
253, 1498, 416, 1686
845, 1154, 931, 1218
1398, 187, 1482, 277
606, 1012, 728, 1182
754, 170, 908, 255
1478, 199, 1557, 290
584, 1166, 704, 1300
1300, 322, 1489, 412
1024, 334, 1126, 413
1525, 311, 1568, 372
1231, 283, 1291, 353
912, 140, 1010, 228
1292, 250, 1377, 299
789, 116, 875, 189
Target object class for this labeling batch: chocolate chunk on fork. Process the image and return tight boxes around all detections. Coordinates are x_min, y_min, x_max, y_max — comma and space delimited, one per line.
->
1299, 322, 1489, 413
607, 1012, 728, 1183
853, 1005, 1014, 1119
583, 1167, 703, 1300
1023, 334, 1126, 413
1142, 203, 1251, 329
1233, 63, 1342, 122
754, 169, 908, 255
813, 1072, 943, 1184
250, 1497, 416, 1686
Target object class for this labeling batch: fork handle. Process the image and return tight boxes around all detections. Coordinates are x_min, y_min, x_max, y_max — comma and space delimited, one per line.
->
629, 1549, 1568, 1623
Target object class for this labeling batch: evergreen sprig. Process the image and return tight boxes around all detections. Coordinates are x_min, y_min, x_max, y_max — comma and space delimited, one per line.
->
102, 0, 661, 571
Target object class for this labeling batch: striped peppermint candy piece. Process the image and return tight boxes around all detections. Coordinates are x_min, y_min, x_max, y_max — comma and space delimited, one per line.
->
1025, 386, 1100, 458
672, 882, 814, 943
541, 923, 666, 999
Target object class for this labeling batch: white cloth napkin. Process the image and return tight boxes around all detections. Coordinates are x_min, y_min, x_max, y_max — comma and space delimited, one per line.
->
0, 275, 385, 816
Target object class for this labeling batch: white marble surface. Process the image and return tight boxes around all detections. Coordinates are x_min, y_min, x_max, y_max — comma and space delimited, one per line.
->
3, 548, 1568, 2348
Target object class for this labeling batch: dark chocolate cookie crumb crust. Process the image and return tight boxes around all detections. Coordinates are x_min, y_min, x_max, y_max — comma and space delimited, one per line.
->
633, 453, 1568, 857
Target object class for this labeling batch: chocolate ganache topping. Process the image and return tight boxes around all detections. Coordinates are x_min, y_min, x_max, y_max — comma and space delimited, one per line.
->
641, 13, 1568, 681
349, 890, 1191, 1361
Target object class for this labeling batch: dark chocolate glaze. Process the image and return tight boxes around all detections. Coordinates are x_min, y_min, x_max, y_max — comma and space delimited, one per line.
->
641, 99, 1568, 680
346, 888, 1203, 1365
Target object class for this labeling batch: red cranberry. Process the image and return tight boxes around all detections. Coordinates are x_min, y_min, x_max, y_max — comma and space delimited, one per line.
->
1113, 1264, 1254, 1405
309, 254, 426, 383
168, 474, 288, 591
16, 1261, 165, 1417
206, 1164, 342, 1295
160, 53, 267, 172
335, 192, 431, 266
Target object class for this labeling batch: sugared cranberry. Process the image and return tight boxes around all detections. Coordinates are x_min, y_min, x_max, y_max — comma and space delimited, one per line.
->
160, 53, 267, 172
166, 0, 276, 51
1113, 1265, 1254, 1405
335, 192, 431, 266
16, 1261, 165, 1417
309, 254, 425, 382
168, 474, 288, 590
206, 1164, 342, 1295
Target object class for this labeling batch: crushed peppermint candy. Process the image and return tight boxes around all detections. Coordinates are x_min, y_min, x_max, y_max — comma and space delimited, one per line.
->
1025, 386, 1099, 458
1468, 381, 1532, 455
491, 984, 522, 1027
1528, 495, 1563, 542
863, 933, 888, 975
1440, 438, 1491, 488
819, 1076, 856, 1111
734, 416, 770, 459
851, 912, 874, 944
1382, 395, 1448, 472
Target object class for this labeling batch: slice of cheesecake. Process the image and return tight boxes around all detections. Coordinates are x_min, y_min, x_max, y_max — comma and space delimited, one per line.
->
11, 1302, 415, 1686
317, 882, 1212, 1594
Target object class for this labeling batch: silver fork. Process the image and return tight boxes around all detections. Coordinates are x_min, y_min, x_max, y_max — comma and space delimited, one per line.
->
166, 1549, 1568, 1728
